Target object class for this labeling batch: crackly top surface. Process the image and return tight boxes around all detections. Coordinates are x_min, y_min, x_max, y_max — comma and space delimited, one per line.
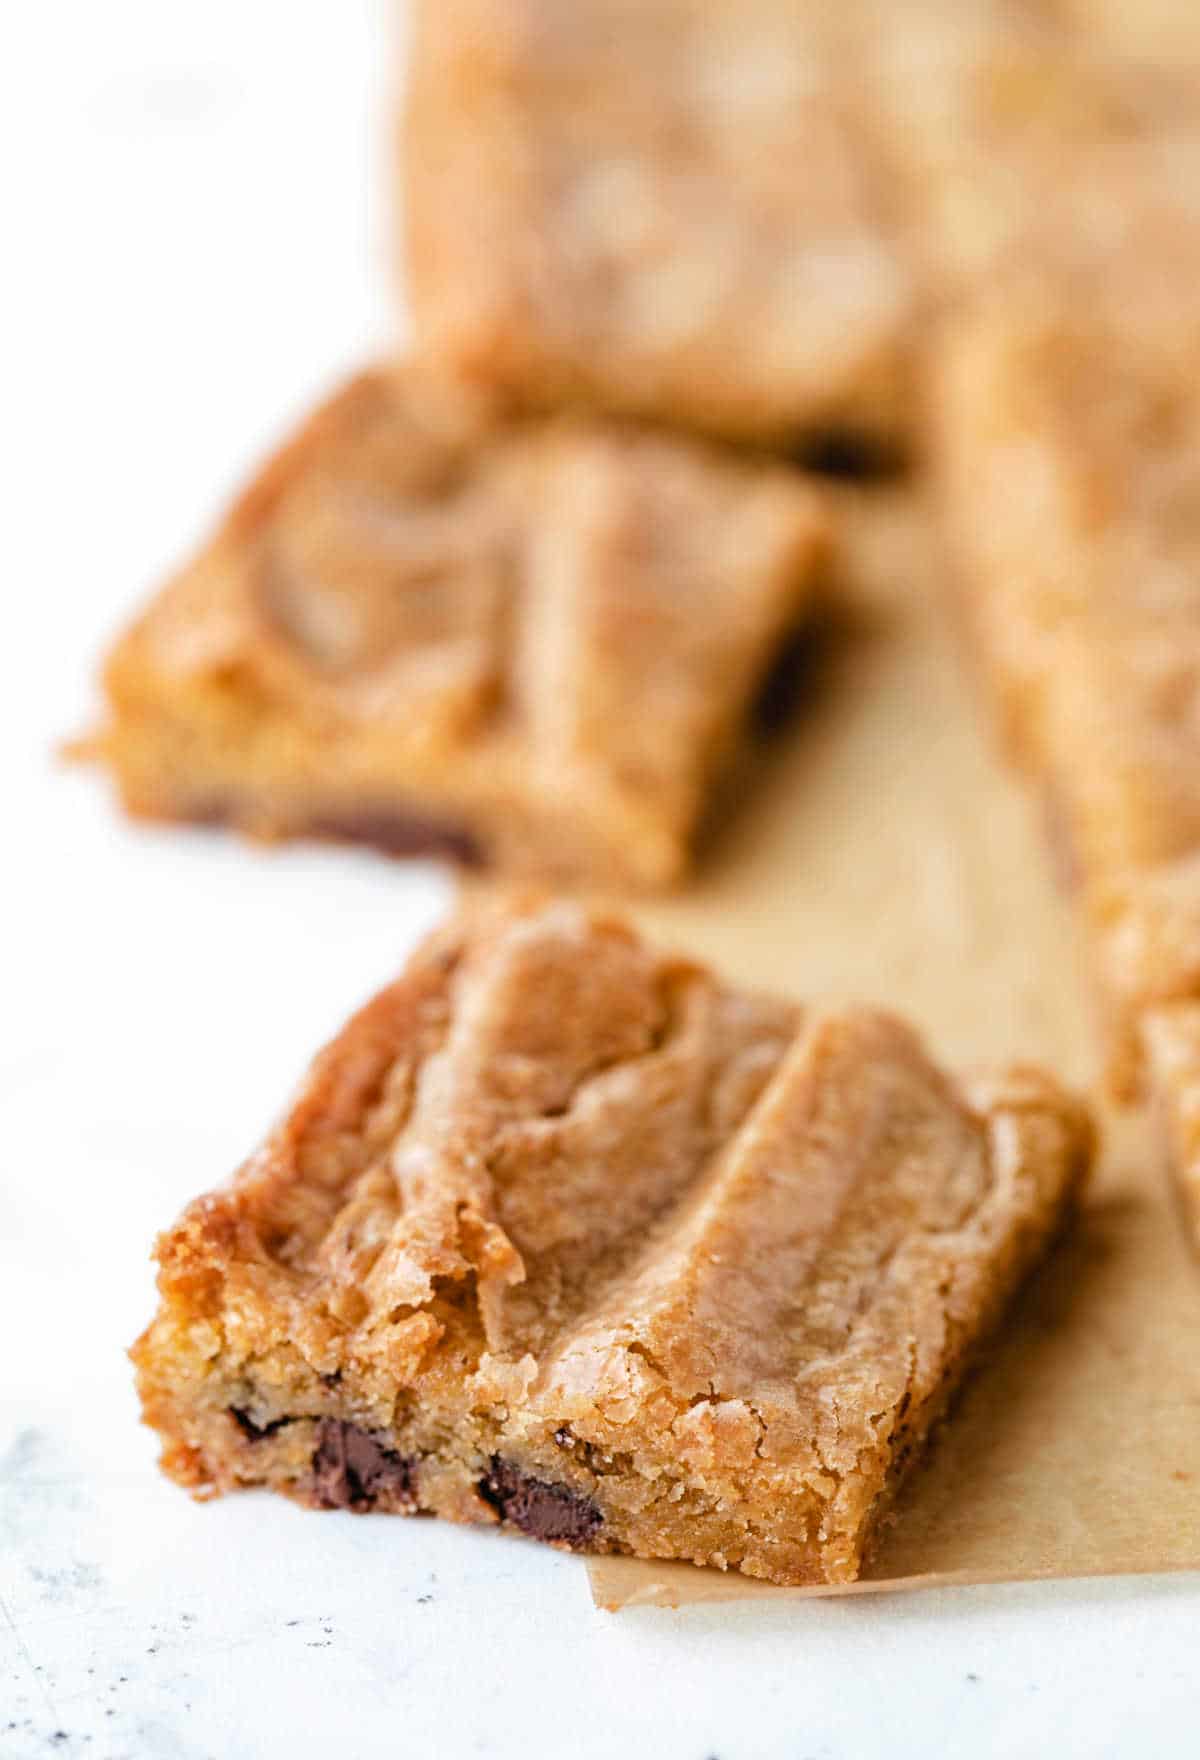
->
103, 367, 829, 882
404, 0, 914, 445
145, 901, 1092, 1482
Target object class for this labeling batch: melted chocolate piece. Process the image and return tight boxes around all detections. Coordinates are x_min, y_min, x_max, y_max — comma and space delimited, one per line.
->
229, 1407, 289, 1442
171, 800, 485, 868
311, 1420, 417, 1510
306, 810, 485, 868
478, 1457, 603, 1549
750, 616, 831, 738
792, 430, 907, 481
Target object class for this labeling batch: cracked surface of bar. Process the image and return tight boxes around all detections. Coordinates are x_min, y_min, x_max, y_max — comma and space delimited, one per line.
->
95, 367, 830, 890
133, 901, 1091, 1585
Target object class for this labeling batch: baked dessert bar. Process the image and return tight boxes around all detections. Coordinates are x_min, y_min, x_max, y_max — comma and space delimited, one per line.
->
132, 900, 1091, 1586
403, 0, 914, 452
93, 368, 830, 890
935, 163, 1200, 1103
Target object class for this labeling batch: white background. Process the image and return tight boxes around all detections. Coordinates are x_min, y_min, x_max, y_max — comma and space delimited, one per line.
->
3, 3, 1196, 1755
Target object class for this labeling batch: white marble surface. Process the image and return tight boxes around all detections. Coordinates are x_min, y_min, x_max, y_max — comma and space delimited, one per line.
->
3, 3, 1197, 1755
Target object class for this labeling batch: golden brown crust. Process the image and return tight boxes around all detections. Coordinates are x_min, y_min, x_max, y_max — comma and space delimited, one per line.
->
93, 366, 831, 890
133, 900, 1091, 1585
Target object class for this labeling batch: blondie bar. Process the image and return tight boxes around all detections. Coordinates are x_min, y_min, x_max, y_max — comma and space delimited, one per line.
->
132, 901, 1091, 1586
403, 0, 913, 452
94, 368, 830, 889
935, 168, 1200, 1085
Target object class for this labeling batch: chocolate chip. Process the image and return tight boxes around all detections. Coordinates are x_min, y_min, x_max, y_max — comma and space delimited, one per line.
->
792, 430, 906, 481
229, 1407, 289, 1441
478, 1457, 602, 1549
305, 810, 485, 868
750, 616, 831, 737
311, 1420, 416, 1511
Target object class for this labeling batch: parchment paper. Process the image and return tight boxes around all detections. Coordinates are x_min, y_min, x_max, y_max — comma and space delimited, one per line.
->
588, 488, 1200, 1609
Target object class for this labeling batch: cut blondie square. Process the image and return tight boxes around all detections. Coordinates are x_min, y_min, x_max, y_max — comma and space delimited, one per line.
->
933, 173, 1200, 1090
93, 367, 830, 890
403, 0, 914, 453
132, 900, 1092, 1586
